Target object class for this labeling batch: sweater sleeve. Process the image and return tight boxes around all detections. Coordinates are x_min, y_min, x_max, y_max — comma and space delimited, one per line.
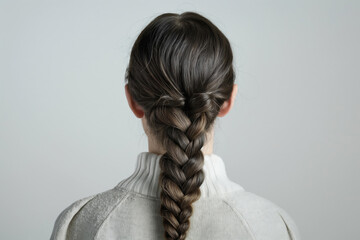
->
49, 194, 97, 240
276, 207, 301, 240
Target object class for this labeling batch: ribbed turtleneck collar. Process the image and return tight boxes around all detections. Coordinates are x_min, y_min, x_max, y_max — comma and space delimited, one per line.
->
115, 151, 244, 198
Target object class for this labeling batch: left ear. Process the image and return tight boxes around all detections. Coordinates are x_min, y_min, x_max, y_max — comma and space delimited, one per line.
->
217, 83, 238, 117
125, 84, 145, 118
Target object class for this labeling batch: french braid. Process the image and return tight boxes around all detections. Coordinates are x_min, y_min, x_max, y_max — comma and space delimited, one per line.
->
146, 91, 216, 240
125, 11, 235, 240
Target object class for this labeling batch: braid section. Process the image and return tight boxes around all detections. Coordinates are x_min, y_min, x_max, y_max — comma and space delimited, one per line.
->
148, 101, 211, 240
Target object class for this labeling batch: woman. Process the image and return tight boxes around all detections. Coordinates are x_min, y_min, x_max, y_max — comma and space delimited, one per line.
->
50, 11, 301, 240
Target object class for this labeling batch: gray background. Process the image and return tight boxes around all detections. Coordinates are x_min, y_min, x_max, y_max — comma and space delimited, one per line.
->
1, 0, 359, 239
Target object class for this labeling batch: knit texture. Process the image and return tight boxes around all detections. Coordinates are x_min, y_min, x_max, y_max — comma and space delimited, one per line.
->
116, 151, 244, 198
50, 151, 301, 240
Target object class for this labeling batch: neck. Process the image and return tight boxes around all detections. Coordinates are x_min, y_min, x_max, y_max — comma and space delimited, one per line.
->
147, 124, 215, 156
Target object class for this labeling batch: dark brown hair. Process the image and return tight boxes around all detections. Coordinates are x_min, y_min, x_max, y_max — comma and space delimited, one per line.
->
125, 11, 235, 240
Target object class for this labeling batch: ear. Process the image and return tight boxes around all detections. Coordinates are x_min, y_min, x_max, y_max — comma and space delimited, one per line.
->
125, 84, 144, 118
217, 83, 238, 117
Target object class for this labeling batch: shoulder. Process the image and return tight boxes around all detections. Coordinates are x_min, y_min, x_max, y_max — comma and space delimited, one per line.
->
50, 187, 130, 240
50, 193, 97, 240
222, 189, 301, 240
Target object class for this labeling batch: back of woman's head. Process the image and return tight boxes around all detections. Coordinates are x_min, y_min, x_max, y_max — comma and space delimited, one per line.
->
125, 11, 235, 240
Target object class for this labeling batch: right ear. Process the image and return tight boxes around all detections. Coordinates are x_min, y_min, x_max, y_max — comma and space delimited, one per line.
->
218, 83, 238, 117
125, 84, 144, 118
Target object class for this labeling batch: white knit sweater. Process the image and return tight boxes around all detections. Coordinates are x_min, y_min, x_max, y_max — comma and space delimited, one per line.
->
50, 151, 301, 240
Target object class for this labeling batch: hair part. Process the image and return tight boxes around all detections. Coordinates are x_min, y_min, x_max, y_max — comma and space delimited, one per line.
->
125, 11, 235, 240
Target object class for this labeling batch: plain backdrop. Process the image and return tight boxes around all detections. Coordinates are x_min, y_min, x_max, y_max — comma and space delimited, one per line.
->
0, 0, 359, 239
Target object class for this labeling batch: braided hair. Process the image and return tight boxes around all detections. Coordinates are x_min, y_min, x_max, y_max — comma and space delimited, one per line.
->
125, 11, 235, 240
